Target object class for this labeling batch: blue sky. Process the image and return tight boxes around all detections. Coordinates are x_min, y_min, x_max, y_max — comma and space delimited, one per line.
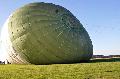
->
0, 0, 120, 55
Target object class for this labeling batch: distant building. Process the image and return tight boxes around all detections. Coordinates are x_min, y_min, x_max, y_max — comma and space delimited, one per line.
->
92, 55, 120, 58
92, 55, 104, 58
109, 55, 120, 58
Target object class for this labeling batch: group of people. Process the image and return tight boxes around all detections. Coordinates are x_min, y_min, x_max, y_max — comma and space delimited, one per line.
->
0, 60, 11, 64
0, 61, 5, 64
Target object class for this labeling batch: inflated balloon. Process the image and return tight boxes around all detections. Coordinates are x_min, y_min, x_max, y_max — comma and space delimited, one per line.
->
1, 2, 93, 64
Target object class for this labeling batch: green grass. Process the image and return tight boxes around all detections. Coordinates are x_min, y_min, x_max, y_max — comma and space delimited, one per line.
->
0, 58, 120, 79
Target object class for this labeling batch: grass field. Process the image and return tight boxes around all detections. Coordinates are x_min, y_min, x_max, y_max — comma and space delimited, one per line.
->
0, 58, 120, 79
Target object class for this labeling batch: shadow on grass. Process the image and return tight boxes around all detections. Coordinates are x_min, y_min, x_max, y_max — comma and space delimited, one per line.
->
89, 58, 120, 63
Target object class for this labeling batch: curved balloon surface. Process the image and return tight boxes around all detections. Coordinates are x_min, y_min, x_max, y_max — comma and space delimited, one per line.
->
1, 2, 93, 64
